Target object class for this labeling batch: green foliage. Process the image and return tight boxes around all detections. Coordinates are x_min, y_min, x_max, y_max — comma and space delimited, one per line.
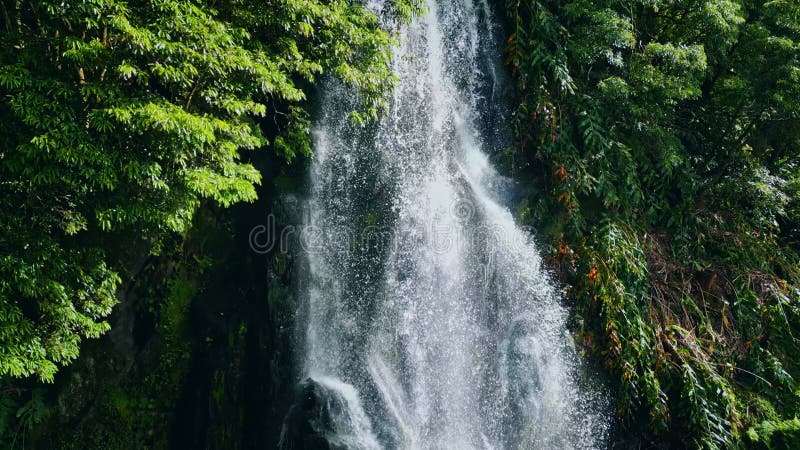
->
0, 384, 50, 448
0, 0, 420, 382
15, 389, 49, 435
24, 212, 241, 449
506, 0, 800, 447
746, 417, 800, 450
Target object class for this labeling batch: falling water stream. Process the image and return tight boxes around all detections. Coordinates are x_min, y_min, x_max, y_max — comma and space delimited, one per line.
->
294, 0, 611, 448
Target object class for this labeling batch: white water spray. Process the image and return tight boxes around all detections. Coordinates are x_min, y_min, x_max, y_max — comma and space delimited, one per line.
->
298, 0, 611, 448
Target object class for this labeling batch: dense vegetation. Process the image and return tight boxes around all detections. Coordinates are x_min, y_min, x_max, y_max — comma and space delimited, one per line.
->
0, 0, 419, 382
1, 0, 798, 448
505, 0, 800, 448
0, 0, 419, 446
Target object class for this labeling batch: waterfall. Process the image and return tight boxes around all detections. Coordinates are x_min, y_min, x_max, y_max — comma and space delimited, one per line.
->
290, 0, 611, 448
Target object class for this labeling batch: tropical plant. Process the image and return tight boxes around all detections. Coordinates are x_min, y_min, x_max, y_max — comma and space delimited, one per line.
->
506, 0, 800, 447
0, 0, 420, 382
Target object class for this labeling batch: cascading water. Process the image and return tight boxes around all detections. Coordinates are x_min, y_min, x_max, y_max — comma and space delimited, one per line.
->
289, 0, 611, 448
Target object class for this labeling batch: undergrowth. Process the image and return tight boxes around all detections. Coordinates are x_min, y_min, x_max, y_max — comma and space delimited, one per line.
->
504, 0, 800, 447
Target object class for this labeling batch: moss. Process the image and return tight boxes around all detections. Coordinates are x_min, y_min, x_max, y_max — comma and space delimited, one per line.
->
50, 271, 200, 449
18, 209, 232, 449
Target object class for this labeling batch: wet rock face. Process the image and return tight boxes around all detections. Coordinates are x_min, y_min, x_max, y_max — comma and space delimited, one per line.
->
279, 376, 384, 450
279, 379, 343, 450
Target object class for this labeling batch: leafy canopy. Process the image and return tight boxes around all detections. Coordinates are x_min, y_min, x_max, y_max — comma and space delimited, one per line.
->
0, 0, 420, 382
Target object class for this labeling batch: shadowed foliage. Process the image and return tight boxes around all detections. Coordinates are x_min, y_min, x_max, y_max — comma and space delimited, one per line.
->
504, 0, 800, 447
